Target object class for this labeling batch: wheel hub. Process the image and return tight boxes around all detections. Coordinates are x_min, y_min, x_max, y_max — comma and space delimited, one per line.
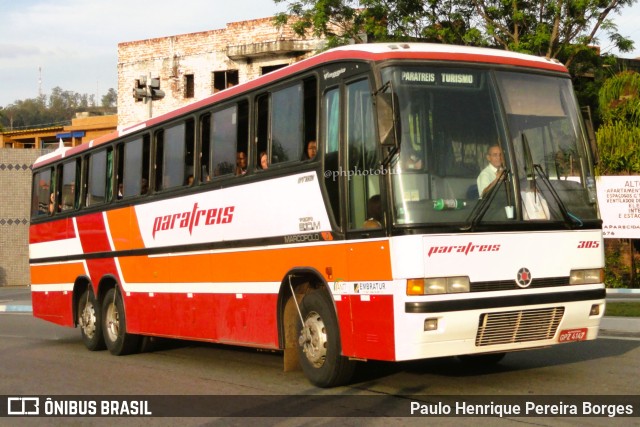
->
299, 310, 327, 368
80, 302, 97, 338
105, 302, 120, 341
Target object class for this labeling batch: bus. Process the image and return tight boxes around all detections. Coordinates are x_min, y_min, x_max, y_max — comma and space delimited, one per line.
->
29, 43, 605, 388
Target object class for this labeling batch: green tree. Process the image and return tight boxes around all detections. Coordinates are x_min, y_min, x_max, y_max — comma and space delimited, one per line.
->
1, 87, 116, 130
596, 70, 640, 175
274, 0, 366, 48
273, 0, 637, 65
102, 88, 118, 109
471, 0, 637, 68
273, 0, 483, 47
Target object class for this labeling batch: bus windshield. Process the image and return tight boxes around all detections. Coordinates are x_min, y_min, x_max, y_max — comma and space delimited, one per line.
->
381, 66, 599, 226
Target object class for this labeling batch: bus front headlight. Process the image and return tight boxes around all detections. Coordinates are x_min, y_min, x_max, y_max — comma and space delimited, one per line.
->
569, 268, 604, 285
407, 276, 470, 295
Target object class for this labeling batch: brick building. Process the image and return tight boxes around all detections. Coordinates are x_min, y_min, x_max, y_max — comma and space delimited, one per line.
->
117, 17, 324, 127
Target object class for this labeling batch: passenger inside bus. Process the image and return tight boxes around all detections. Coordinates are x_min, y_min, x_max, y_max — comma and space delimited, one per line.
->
304, 140, 317, 160
477, 144, 504, 198
258, 151, 268, 170
235, 151, 247, 175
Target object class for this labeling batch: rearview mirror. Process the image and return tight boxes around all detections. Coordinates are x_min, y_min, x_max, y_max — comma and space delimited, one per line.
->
376, 87, 400, 148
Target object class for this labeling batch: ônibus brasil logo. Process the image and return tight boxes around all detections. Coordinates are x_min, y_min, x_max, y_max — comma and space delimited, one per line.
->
152, 202, 234, 238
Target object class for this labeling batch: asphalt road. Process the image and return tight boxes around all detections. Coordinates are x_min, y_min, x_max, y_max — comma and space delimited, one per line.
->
0, 286, 638, 426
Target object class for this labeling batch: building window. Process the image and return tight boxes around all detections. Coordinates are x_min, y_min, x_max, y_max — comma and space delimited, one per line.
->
212, 70, 238, 93
185, 74, 195, 98
261, 64, 286, 75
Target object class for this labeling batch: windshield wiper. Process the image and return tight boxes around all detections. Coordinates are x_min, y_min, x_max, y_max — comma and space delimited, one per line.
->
533, 164, 583, 228
521, 133, 582, 228
461, 168, 509, 231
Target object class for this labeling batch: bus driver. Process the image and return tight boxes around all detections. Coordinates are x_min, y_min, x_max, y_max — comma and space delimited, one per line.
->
477, 144, 504, 198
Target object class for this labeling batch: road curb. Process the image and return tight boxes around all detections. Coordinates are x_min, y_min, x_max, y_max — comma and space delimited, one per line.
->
0, 304, 32, 313
606, 288, 640, 294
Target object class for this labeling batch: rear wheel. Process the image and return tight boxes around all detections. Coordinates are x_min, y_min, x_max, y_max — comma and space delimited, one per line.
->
102, 287, 140, 355
296, 289, 355, 387
78, 288, 105, 351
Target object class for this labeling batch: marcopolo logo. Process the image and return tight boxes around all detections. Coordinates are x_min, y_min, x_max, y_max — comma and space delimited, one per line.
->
152, 202, 234, 238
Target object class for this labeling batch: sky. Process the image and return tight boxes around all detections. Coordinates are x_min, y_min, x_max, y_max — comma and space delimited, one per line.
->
1, 0, 639, 108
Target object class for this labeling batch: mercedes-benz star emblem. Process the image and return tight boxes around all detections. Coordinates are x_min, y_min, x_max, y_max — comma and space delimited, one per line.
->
516, 267, 533, 288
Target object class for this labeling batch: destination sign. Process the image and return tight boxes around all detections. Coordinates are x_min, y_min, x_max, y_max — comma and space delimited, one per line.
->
399, 71, 478, 87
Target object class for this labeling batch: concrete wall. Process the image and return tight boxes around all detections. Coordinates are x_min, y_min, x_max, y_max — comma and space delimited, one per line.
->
117, 17, 323, 127
0, 149, 49, 287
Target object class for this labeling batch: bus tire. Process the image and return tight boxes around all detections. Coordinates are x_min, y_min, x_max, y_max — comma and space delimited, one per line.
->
102, 287, 140, 356
296, 289, 355, 387
78, 288, 105, 351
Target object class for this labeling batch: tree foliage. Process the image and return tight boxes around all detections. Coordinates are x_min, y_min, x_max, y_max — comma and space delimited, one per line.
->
273, 0, 637, 67
596, 70, 640, 175
101, 88, 118, 109
471, 0, 637, 67
0, 87, 117, 130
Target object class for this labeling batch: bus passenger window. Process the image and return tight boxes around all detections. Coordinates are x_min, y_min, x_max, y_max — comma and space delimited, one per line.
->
199, 114, 211, 182
156, 119, 195, 190
303, 77, 318, 159
59, 160, 80, 211
31, 169, 52, 218
271, 84, 303, 165
210, 106, 237, 177
87, 149, 113, 206
120, 135, 151, 197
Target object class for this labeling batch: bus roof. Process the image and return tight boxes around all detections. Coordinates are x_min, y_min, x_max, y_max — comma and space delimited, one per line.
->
33, 43, 568, 169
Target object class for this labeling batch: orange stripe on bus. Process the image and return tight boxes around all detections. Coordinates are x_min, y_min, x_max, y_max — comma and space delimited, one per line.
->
106, 206, 146, 251
118, 240, 392, 284
31, 263, 86, 285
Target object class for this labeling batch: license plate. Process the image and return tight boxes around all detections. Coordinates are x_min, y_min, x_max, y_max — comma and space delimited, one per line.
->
558, 328, 588, 343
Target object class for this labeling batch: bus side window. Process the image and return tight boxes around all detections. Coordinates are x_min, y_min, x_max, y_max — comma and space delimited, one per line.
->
255, 94, 269, 169
199, 114, 211, 182
271, 83, 303, 165
60, 160, 79, 211
210, 104, 242, 178
87, 148, 113, 206
302, 77, 318, 160
119, 135, 151, 197
31, 168, 53, 218
156, 119, 195, 190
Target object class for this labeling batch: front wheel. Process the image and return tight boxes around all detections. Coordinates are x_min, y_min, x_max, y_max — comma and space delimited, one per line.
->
296, 289, 355, 387
102, 287, 140, 355
78, 288, 105, 351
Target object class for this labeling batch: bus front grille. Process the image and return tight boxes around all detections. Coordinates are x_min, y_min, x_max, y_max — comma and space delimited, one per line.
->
475, 307, 565, 346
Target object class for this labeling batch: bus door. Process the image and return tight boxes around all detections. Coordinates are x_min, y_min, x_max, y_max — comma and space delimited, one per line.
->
344, 76, 383, 237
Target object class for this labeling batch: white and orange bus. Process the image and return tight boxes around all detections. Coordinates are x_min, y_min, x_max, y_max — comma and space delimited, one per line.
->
29, 43, 605, 387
